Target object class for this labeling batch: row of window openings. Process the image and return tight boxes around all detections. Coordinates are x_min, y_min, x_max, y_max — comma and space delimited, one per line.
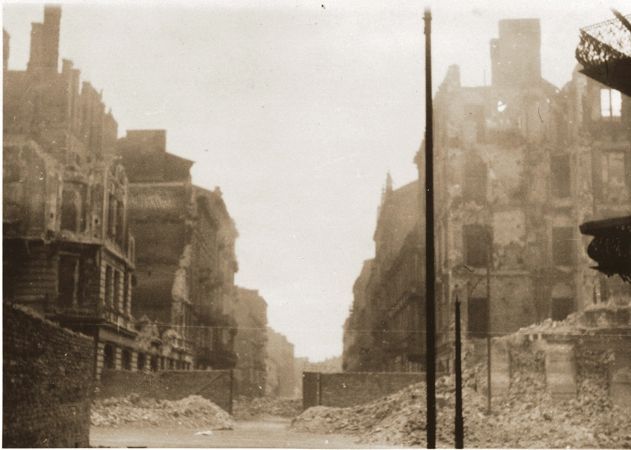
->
102, 345, 191, 371
463, 225, 575, 267
462, 89, 620, 138
463, 151, 628, 203
60, 191, 124, 242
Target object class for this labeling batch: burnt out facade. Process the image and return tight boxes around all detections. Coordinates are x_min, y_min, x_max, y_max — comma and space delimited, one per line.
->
343, 17, 631, 374
3, 5, 138, 379
3, 4, 235, 378
119, 130, 240, 370
432, 18, 631, 349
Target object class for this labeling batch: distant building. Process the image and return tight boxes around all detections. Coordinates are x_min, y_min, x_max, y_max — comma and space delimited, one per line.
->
265, 328, 296, 397
343, 179, 427, 372
118, 130, 240, 370
230, 287, 268, 396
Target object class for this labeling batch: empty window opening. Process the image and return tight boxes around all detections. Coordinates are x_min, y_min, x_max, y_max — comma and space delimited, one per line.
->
463, 225, 492, 268
551, 155, 571, 198
552, 227, 574, 266
113, 270, 121, 311
467, 296, 489, 338
105, 266, 113, 308
600, 89, 622, 118
108, 193, 117, 239
464, 157, 488, 202
137, 353, 146, 371
123, 273, 130, 315
103, 344, 115, 369
58, 255, 79, 308
61, 189, 80, 232
121, 349, 132, 370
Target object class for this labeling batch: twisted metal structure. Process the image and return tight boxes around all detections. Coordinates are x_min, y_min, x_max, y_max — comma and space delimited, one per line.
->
576, 11, 631, 96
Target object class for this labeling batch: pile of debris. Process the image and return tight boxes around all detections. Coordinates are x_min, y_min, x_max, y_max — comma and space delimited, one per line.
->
233, 396, 302, 420
291, 374, 631, 448
91, 394, 234, 429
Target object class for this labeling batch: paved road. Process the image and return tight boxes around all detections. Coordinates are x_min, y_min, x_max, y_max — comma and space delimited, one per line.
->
90, 417, 404, 448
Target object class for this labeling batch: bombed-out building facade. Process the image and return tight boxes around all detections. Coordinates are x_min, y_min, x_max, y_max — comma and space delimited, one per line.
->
3, 5, 245, 379
344, 18, 631, 373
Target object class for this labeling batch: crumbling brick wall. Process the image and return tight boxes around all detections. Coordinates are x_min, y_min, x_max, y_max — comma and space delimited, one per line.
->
3, 302, 94, 448
97, 369, 234, 413
302, 372, 424, 409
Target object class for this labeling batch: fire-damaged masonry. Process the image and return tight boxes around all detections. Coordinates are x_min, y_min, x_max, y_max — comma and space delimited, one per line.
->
3, 5, 242, 380
344, 18, 631, 374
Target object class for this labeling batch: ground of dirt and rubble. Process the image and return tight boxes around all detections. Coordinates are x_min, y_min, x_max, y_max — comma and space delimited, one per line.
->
291, 311, 631, 449
90, 395, 396, 448
91, 394, 235, 429
291, 374, 631, 448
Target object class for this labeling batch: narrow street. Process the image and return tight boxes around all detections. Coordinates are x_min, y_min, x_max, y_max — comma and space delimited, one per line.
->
90, 417, 406, 448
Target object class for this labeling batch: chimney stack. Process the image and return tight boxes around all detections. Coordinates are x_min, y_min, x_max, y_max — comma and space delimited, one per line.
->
27, 4, 61, 74
490, 19, 541, 88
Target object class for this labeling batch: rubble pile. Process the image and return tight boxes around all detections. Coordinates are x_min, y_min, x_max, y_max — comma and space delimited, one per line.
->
91, 394, 235, 429
291, 372, 631, 448
233, 396, 302, 419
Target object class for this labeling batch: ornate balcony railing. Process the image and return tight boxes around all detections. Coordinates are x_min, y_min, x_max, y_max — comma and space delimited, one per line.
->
576, 12, 631, 95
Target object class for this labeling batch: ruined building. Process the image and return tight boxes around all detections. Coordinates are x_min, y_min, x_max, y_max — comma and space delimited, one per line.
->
343, 178, 427, 372
3, 5, 232, 377
343, 17, 631, 374
3, 6, 138, 378
230, 287, 268, 396
430, 18, 630, 354
118, 130, 240, 370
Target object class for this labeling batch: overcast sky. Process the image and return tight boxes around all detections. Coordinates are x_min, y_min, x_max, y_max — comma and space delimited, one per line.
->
3, 0, 627, 361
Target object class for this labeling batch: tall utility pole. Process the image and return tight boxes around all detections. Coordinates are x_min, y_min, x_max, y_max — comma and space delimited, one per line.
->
423, 7, 436, 449
454, 296, 464, 449
486, 235, 492, 414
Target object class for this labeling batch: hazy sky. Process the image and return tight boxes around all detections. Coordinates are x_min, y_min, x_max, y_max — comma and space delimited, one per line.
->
3, 0, 627, 361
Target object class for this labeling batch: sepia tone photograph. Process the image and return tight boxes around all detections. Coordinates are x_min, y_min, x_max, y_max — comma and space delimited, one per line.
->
2, 0, 631, 448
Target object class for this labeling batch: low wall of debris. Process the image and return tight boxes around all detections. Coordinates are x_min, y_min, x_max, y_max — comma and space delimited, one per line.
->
482, 312, 631, 408
3, 302, 94, 448
97, 369, 234, 412
302, 371, 424, 409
